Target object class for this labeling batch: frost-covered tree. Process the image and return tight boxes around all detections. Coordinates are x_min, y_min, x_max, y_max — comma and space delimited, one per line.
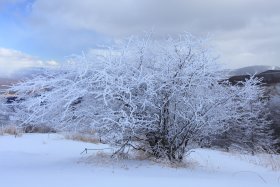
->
204, 78, 274, 153
268, 92, 280, 152
5, 34, 272, 162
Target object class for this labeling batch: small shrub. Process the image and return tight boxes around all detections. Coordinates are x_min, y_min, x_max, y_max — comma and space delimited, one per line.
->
23, 125, 56, 133
4, 33, 272, 162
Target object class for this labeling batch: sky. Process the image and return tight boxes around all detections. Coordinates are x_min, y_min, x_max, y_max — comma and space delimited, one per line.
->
0, 0, 279, 77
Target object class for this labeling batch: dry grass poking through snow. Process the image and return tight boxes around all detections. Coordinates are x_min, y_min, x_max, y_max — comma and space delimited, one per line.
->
79, 149, 199, 170
252, 154, 280, 171
68, 133, 198, 169
238, 153, 280, 171
0, 125, 22, 136
64, 132, 101, 144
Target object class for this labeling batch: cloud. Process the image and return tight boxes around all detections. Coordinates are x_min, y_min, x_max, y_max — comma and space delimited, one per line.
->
26, 0, 280, 68
29, 0, 280, 35
0, 0, 273, 69
0, 47, 57, 77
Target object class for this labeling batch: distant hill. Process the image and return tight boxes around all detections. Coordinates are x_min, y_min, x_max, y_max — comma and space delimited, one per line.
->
10, 67, 45, 79
0, 67, 46, 79
228, 70, 280, 85
229, 65, 280, 76
0, 67, 46, 92
0, 78, 18, 91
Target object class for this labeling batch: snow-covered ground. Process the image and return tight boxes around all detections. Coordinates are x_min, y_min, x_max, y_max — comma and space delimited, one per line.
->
0, 133, 279, 187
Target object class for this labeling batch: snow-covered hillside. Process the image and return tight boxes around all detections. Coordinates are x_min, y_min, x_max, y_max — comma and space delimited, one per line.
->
229, 65, 280, 76
0, 133, 279, 187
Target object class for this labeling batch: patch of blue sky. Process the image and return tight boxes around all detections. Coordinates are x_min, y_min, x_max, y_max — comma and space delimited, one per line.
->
0, 0, 111, 61
0, 0, 34, 50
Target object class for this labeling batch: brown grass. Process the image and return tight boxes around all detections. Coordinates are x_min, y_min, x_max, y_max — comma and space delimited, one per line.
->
64, 133, 100, 144
0, 125, 22, 136
79, 149, 198, 170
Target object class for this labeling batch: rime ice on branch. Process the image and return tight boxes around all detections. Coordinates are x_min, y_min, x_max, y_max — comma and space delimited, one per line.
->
5, 34, 272, 162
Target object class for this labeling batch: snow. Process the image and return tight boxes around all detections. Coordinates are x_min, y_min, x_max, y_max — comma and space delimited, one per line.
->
0, 133, 279, 187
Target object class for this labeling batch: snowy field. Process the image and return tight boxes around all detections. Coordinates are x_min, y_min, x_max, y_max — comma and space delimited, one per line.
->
0, 133, 279, 187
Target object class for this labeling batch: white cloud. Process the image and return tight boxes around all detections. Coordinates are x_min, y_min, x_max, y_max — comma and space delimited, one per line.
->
0, 48, 58, 77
